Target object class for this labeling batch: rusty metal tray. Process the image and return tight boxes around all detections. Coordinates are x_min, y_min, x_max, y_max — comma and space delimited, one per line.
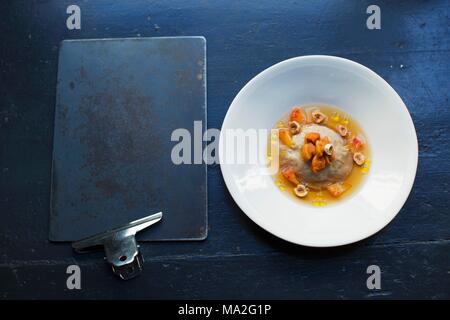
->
50, 37, 207, 241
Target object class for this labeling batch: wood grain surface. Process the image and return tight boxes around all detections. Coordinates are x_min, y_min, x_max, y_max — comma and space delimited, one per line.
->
0, 0, 449, 299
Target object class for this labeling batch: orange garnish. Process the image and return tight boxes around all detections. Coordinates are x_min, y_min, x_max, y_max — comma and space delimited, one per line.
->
305, 132, 320, 144
290, 107, 305, 123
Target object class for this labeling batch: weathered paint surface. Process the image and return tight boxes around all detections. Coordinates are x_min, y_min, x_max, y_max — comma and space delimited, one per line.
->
0, 0, 449, 299
50, 37, 207, 241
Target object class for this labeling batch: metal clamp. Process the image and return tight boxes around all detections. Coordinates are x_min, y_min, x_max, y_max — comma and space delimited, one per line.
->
72, 212, 162, 280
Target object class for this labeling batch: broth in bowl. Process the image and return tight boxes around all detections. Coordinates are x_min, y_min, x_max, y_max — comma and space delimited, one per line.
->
269, 105, 371, 206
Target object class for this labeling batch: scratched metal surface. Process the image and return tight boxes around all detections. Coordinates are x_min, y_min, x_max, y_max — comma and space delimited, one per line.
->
50, 37, 207, 241
0, 0, 449, 299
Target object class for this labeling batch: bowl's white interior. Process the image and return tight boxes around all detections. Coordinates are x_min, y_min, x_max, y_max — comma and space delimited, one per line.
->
220, 56, 418, 247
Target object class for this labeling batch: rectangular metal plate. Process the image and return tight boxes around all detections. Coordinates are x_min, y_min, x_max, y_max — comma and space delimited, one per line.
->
50, 37, 207, 241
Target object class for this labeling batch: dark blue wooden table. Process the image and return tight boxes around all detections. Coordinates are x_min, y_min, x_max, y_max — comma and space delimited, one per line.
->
0, 0, 449, 299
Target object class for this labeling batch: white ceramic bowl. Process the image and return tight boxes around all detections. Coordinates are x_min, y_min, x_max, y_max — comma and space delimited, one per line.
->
219, 55, 418, 247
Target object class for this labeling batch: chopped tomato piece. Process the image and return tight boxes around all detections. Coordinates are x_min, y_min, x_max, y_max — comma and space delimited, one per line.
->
326, 182, 351, 197
315, 140, 323, 157
278, 128, 293, 147
315, 136, 330, 157
311, 154, 326, 173
301, 143, 316, 161
350, 136, 363, 151
290, 107, 305, 123
281, 167, 300, 185
305, 132, 320, 144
